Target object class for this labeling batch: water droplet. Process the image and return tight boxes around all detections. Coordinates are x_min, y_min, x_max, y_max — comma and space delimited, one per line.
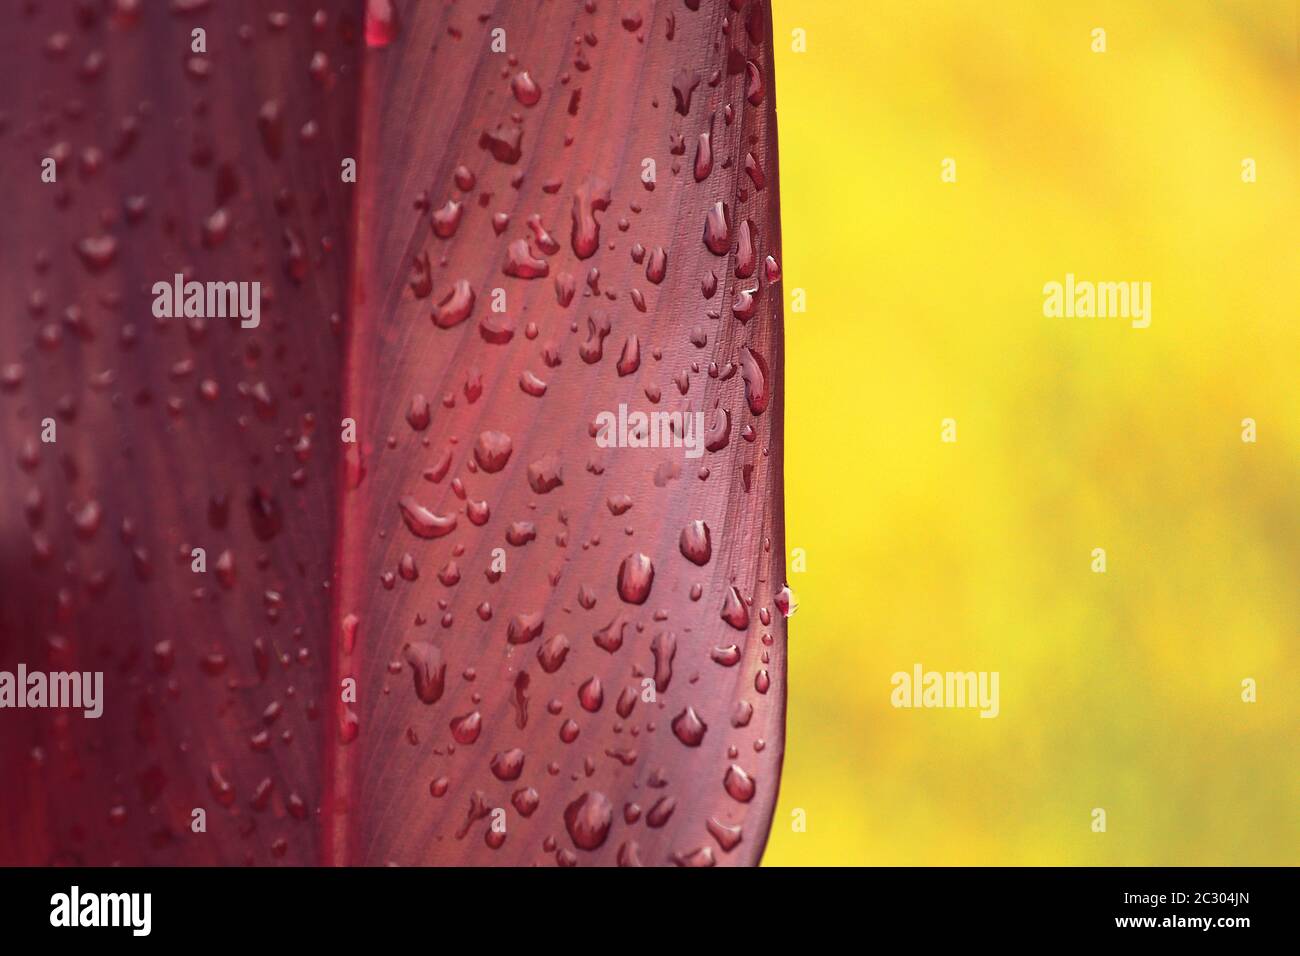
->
398, 495, 457, 539
450, 711, 482, 744
526, 453, 563, 493
490, 748, 525, 781
679, 520, 712, 565
511, 70, 541, 106
671, 706, 707, 746
74, 235, 118, 273
207, 764, 235, 807
745, 60, 764, 105
616, 334, 641, 376
339, 708, 360, 744
694, 132, 712, 181
616, 552, 654, 604
671, 69, 700, 115
364, 0, 400, 47
248, 487, 282, 541
651, 631, 677, 691
673, 846, 716, 867
432, 199, 463, 238
406, 394, 431, 430
564, 791, 613, 850
504, 238, 549, 278
711, 644, 741, 666
473, 430, 513, 472
735, 219, 756, 277
740, 347, 769, 415
646, 246, 668, 284
403, 641, 446, 704
432, 279, 475, 328
257, 100, 284, 160
506, 611, 544, 645
706, 818, 743, 851
593, 614, 627, 654
721, 586, 749, 630
724, 763, 756, 802
537, 633, 570, 673
570, 177, 611, 259
703, 202, 730, 255
646, 796, 677, 828
519, 370, 548, 396
578, 676, 604, 712
479, 123, 523, 164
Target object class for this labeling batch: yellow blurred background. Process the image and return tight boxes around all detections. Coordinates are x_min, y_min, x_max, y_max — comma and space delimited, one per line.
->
768, 0, 1298, 865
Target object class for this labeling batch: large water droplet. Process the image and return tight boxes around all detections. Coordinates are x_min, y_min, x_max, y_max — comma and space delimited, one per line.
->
365, 0, 400, 48
564, 791, 613, 850
679, 520, 712, 565
671, 706, 708, 746
473, 430, 513, 473
432, 279, 475, 328
724, 763, 756, 802
398, 495, 457, 539
570, 177, 611, 259
450, 711, 482, 744
402, 641, 446, 704
721, 586, 749, 630
740, 347, 769, 415
616, 552, 654, 604
703, 202, 730, 255
511, 70, 541, 106
490, 748, 525, 781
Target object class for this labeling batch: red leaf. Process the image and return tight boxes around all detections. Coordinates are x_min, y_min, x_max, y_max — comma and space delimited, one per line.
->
0, 0, 785, 867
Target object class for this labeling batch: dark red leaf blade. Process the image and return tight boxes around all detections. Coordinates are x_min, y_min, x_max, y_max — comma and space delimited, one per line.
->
0, 0, 784, 868
0, 0, 358, 866
330, 0, 786, 867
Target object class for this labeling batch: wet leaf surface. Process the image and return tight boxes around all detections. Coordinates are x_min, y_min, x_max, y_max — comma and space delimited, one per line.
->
0, 0, 784, 867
